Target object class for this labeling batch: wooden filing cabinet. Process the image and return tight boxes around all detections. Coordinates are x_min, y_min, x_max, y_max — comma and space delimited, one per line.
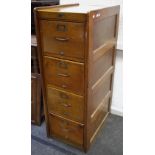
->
34, 4, 120, 151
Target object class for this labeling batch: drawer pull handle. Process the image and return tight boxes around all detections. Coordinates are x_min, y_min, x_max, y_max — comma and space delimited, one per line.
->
62, 84, 67, 88
55, 37, 70, 41
63, 129, 69, 132
59, 51, 64, 55
63, 103, 71, 107
57, 73, 70, 77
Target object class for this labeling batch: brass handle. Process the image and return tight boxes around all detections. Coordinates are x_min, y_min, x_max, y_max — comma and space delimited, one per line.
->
62, 84, 67, 88
55, 37, 70, 41
62, 103, 71, 107
57, 73, 70, 77
59, 51, 64, 56
62, 128, 69, 132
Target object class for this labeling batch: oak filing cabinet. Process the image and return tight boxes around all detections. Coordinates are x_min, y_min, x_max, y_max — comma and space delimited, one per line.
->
34, 4, 120, 151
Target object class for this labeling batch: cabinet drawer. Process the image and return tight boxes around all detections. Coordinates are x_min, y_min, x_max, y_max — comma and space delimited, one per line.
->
47, 87, 84, 123
43, 56, 84, 95
40, 20, 85, 61
49, 114, 84, 147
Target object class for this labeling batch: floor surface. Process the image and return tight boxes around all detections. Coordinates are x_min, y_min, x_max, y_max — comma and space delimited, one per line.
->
31, 114, 123, 155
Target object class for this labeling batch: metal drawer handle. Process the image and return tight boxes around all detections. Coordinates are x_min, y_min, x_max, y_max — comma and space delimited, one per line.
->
57, 73, 70, 77
55, 37, 70, 41
62, 128, 69, 132
62, 103, 71, 107
59, 51, 64, 56
62, 84, 67, 88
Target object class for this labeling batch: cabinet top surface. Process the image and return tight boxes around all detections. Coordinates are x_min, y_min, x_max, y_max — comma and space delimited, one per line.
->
35, 4, 120, 14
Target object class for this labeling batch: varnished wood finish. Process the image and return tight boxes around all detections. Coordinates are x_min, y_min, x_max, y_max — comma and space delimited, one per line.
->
40, 20, 85, 61
31, 35, 43, 125
31, 73, 42, 125
49, 114, 84, 147
35, 4, 120, 152
31, 45, 39, 73
31, 75, 37, 123
47, 87, 84, 123
86, 7, 120, 149
43, 56, 84, 95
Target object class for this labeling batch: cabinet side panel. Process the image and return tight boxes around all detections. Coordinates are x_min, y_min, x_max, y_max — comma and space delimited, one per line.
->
93, 16, 116, 50
87, 7, 120, 149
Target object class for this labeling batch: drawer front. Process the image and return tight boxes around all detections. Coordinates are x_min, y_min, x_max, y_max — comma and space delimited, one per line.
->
49, 114, 84, 146
43, 57, 84, 95
40, 20, 85, 61
47, 87, 84, 123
